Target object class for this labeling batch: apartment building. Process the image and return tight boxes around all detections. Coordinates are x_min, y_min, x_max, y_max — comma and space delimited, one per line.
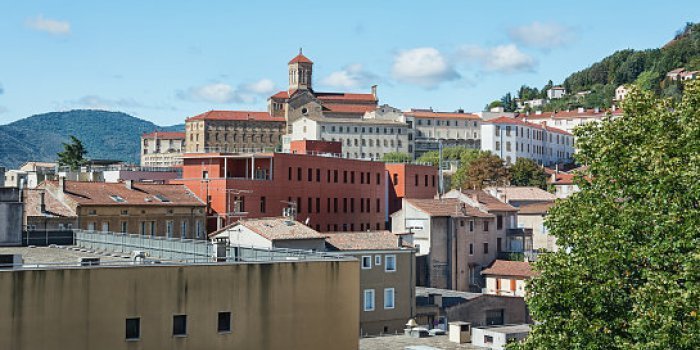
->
140, 131, 185, 167
482, 260, 536, 297
173, 150, 437, 233
481, 116, 574, 166
391, 190, 518, 292
209, 217, 327, 251
325, 231, 416, 336
36, 179, 206, 238
0, 243, 359, 350
520, 107, 623, 134
404, 109, 482, 158
184, 110, 286, 153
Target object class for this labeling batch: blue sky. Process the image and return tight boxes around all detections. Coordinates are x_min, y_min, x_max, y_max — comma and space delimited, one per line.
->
0, 1, 696, 126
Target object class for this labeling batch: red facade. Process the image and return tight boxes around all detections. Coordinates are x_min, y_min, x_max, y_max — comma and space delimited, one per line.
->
173, 152, 437, 233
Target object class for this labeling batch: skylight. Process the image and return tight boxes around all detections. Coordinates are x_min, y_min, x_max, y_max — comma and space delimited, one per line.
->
154, 194, 170, 203
109, 195, 126, 203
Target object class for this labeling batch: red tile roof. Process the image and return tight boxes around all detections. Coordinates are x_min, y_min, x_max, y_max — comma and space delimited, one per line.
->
185, 110, 285, 123
459, 189, 519, 212
289, 53, 313, 64
406, 198, 493, 218
325, 231, 408, 251
517, 202, 555, 215
315, 92, 377, 103
488, 116, 572, 136
481, 260, 536, 278
548, 171, 575, 185
142, 131, 185, 139
271, 90, 292, 99
211, 217, 326, 241
405, 110, 481, 120
322, 103, 377, 114
23, 189, 76, 218
42, 181, 205, 206
523, 108, 623, 120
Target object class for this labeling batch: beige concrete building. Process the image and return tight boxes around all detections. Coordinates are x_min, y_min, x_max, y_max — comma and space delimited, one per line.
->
392, 190, 518, 292
0, 246, 360, 350
404, 109, 482, 158
481, 260, 535, 297
140, 131, 185, 167
36, 179, 207, 239
517, 202, 557, 252
184, 110, 286, 153
325, 231, 416, 336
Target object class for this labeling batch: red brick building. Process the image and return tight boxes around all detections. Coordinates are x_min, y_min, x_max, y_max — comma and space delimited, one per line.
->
173, 152, 437, 233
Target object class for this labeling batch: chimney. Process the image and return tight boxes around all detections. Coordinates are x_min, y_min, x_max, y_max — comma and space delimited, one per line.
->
125, 180, 133, 190
594, 107, 600, 113
39, 191, 46, 213
371, 85, 377, 99
611, 105, 617, 112
578, 107, 585, 113
58, 176, 66, 192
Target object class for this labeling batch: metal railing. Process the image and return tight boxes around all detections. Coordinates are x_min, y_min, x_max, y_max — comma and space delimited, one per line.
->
74, 230, 348, 263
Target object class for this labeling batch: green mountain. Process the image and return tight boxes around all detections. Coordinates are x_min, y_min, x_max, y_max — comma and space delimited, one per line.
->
0, 110, 184, 169
494, 22, 700, 112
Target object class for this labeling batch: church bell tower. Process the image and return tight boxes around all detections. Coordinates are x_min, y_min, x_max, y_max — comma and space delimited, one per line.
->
288, 48, 313, 91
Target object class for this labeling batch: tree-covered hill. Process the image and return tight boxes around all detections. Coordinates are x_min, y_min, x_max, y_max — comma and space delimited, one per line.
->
492, 22, 700, 112
0, 110, 183, 168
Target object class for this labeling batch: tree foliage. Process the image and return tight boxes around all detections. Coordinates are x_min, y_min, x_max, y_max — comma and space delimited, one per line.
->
509, 158, 548, 189
513, 80, 700, 350
455, 153, 509, 190
57, 135, 88, 170
381, 152, 412, 163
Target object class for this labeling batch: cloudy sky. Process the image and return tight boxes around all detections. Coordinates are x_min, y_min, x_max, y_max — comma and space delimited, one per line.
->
0, 1, 696, 125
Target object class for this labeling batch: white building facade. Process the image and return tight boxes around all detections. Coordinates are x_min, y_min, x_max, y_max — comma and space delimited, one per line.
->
140, 131, 185, 167
404, 109, 482, 158
481, 117, 574, 166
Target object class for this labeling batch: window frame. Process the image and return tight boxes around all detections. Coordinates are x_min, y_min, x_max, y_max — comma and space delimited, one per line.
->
363, 289, 375, 311
361, 256, 372, 269
385, 255, 397, 272
125, 317, 141, 341
384, 288, 395, 309
217, 311, 232, 334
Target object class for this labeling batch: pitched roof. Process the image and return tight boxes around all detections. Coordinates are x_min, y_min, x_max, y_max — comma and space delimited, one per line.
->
289, 53, 313, 64
212, 217, 326, 241
43, 181, 205, 206
548, 171, 575, 185
405, 198, 493, 218
481, 260, 536, 278
23, 189, 76, 218
485, 187, 557, 202
459, 190, 518, 212
322, 103, 378, 114
185, 110, 285, 123
405, 110, 481, 120
142, 131, 185, 139
488, 116, 572, 136
315, 92, 377, 103
324, 231, 408, 251
517, 202, 555, 215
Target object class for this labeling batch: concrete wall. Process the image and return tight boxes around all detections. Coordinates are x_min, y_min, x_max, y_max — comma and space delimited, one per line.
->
0, 260, 360, 350
0, 188, 22, 246
518, 214, 557, 252
445, 295, 530, 327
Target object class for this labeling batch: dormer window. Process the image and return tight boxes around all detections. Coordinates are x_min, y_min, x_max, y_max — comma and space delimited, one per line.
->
154, 194, 170, 203
110, 195, 126, 203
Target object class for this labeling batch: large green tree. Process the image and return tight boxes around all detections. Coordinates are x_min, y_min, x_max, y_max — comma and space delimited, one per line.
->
509, 158, 548, 189
513, 81, 700, 349
57, 135, 88, 170
455, 153, 509, 190
381, 152, 412, 163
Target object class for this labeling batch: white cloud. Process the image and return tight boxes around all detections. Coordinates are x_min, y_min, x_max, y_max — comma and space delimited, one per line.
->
508, 22, 574, 50
320, 64, 378, 89
26, 15, 71, 36
178, 78, 276, 104
244, 79, 276, 95
391, 48, 459, 88
75, 95, 145, 110
458, 44, 536, 74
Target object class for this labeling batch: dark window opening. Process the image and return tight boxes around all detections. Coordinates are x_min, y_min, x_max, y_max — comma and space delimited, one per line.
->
173, 315, 187, 336
218, 312, 231, 333
126, 318, 140, 340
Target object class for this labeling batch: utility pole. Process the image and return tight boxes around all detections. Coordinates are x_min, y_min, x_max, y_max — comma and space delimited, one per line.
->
225, 189, 252, 225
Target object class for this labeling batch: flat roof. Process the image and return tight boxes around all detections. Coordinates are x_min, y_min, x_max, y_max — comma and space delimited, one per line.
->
473, 324, 531, 334
360, 334, 481, 349
0, 246, 129, 265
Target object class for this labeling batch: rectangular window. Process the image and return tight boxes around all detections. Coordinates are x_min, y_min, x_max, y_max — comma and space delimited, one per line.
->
101, 222, 109, 232
218, 312, 231, 333
343, 198, 347, 213
316, 168, 321, 182
334, 198, 338, 213
497, 215, 503, 230
469, 243, 474, 255
385, 255, 396, 272
308, 197, 312, 213
376, 173, 381, 185
384, 288, 395, 309
424, 175, 428, 186
120, 221, 128, 233
364, 289, 375, 311
362, 256, 372, 269
181, 221, 187, 239
484, 221, 489, 231
297, 197, 302, 213
376, 198, 380, 213
125, 317, 140, 341
308, 168, 312, 181
166, 220, 174, 238
351, 171, 355, 184
469, 220, 474, 232
415, 174, 419, 186
334, 170, 338, 183
350, 198, 355, 213
297, 167, 302, 181
260, 196, 266, 213
173, 315, 187, 336
343, 171, 348, 183
483, 242, 489, 254
288, 167, 292, 180
316, 198, 320, 213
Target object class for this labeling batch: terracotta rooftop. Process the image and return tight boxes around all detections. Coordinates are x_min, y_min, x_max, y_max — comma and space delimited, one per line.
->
142, 131, 186, 139
211, 217, 326, 241
185, 110, 285, 123
315, 92, 377, 103
517, 202, 555, 215
548, 171, 575, 185
23, 189, 76, 218
485, 187, 557, 202
322, 103, 379, 114
325, 231, 409, 251
42, 181, 205, 206
522, 108, 623, 120
481, 260, 536, 278
488, 116, 572, 136
405, 110, 481, 120
459, 189, 518, 212
289, 52, 313, 64
405, 198, 493, 218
